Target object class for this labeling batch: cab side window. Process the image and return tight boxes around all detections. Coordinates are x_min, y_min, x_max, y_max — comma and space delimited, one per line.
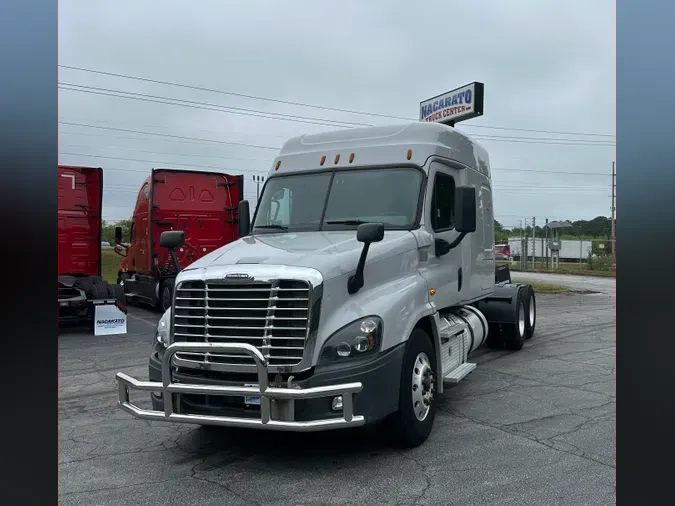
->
430, 172, 456, 232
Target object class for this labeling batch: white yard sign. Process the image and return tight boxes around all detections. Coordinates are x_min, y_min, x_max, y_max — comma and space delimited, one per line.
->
419, 82, 484, 126
94, 303, 128, 336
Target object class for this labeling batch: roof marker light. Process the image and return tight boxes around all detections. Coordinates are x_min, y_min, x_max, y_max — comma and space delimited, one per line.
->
349, 153, 355, 163
320, 155, 326, 166
334, 154, 340, 164
407, 149, 413, 160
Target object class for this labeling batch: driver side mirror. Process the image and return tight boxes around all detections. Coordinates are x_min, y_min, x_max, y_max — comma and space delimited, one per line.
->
356, 222, 385, 243
238, 200, 251, 237
454, 186, 477, 233
159, 230, 185, 249
348, 222, 385, 295
114, 226, 122, 245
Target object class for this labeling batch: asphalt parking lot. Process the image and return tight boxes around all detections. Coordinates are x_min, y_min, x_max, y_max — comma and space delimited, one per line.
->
59, 273, 615, 506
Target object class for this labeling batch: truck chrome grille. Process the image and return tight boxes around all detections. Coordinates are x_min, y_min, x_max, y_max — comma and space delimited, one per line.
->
172, 279, 311, 368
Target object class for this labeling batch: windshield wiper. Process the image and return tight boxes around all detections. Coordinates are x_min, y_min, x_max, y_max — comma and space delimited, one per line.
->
325, 220, 370, 225
253, 224, 288, 231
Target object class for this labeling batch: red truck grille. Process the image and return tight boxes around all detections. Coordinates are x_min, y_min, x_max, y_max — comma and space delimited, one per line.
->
171, 279, 311, 368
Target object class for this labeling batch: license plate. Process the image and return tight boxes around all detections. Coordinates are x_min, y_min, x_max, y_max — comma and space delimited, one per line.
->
244, 384, 260, 406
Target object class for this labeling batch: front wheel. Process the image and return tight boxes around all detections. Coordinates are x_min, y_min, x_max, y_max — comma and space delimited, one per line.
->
160, 279, 175, 312
385, 328, 437, 448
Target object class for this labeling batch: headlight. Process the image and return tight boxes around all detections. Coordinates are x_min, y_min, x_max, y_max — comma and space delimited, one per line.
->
155, 308, 171, 347
318, 316, 382, 364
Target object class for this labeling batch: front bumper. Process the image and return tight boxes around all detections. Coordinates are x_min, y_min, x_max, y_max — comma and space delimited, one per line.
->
116, 342, 398, 432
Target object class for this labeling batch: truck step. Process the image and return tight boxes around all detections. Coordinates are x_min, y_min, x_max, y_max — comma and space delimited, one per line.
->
443, 362, 477, 384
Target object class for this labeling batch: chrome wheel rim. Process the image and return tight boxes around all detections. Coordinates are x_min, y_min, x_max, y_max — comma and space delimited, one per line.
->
412, 352, 434, 422
529, 295, 535, 327
518, 301, 526, 336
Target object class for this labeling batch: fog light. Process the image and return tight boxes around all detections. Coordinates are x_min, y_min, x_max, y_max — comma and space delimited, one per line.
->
332, 396, 343, 411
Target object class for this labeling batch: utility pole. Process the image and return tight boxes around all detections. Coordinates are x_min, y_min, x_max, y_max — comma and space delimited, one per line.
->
253, 175, 265, 201
521, 219, 528, 271
532, 217, 536, 270
545, 218, 549, 268
611, 161, 616, 268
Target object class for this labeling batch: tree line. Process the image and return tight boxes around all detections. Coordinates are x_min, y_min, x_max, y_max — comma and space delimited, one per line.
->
496, 215, 613, 243
104, 215, 614, 246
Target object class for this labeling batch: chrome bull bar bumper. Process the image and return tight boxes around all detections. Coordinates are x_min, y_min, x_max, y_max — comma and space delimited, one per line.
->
115, 342, 366, 432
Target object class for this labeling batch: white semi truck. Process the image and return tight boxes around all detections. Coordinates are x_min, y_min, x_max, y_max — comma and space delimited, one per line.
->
115, 118, 537, 447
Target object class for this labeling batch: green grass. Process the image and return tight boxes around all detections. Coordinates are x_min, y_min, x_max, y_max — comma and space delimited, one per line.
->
529, 282, 569, 293
99, 248, 606, 289
101, 248, 120, 284
500, 260, 616, 278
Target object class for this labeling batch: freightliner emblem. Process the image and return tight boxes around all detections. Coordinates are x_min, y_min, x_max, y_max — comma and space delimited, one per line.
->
225, 273, 253, 280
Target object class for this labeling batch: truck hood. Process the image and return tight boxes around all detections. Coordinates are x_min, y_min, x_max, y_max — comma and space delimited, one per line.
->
183, 230, 418, 282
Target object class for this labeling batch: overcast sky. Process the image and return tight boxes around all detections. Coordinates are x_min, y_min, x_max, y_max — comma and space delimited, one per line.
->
58, 0, 615, 229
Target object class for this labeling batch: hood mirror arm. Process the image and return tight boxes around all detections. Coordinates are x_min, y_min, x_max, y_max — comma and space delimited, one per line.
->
348, 223, 385, 295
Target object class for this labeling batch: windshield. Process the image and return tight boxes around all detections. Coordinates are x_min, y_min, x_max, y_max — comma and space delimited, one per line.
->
251, 167, 423, 233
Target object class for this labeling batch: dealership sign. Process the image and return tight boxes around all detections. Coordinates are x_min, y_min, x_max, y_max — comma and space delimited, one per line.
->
419, 82, 484, 126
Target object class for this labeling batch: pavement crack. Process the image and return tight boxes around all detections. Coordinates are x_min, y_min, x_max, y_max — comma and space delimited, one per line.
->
451, 411, 615, 470
397, 452, 432, 505
190, 456, 262, 505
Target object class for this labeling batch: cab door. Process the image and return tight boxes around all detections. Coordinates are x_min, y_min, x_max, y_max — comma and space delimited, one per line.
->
416, 161, 463, 309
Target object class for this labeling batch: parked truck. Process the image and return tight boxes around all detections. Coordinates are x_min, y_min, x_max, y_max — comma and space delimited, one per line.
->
58, 165, 125, 324
115, 120, 537, 447
114, 168, 244, 312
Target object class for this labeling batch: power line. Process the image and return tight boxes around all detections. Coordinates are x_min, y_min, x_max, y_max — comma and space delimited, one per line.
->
59, 121, 280, 151
60, 119, 613, 148
58, 85, 615, 147
59, 83, 370, 129
59, 144, 616, 188
59, 149, 613, 177
58, 123, 615, 176
58, 64, 616, 138
60, 142, 273, 165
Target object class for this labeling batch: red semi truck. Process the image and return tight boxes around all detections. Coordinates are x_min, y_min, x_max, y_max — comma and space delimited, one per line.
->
114, 168, 244, 312
58, 165, 125, 324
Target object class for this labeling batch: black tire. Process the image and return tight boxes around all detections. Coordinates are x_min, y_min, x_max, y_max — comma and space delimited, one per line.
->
112, 283, 126, 304
485, 323, 504, 349
524, 286, 536, 340
160, 279, 175, 312
92, 280, 109, 300
105, 282, 117, 299
503, 288, 527, 351
74, 277, 96, 299
385, 328, 437, 448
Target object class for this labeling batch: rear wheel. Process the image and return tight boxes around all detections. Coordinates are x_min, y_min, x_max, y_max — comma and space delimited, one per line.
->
92, 279, 109, 300
503, 288, 527, 350
385, 328, 437, 448
524, 286, 536, 340
74, 277, 96, 299
485, 323, 504, 349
